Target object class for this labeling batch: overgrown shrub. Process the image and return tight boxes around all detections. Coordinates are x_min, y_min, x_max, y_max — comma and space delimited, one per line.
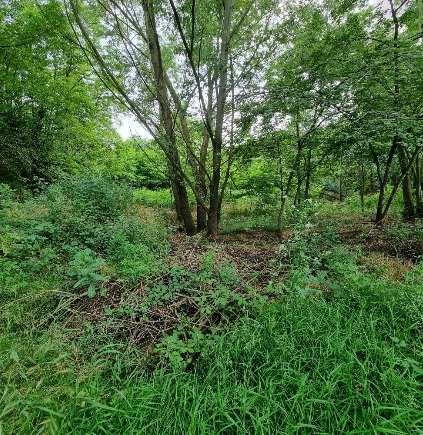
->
0, 177, 168, 301
46, 176, 133, 222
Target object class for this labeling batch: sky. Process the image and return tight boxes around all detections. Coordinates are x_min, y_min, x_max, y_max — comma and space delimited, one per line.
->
114, 114, 150, 140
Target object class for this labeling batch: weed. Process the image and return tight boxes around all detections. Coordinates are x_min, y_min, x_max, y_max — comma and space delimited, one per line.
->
67, 249, 110, 298
55, 276, 423, 434
1, 179, 422, 434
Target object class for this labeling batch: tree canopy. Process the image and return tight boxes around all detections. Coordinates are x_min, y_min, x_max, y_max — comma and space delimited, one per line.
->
1, 0, 422, 230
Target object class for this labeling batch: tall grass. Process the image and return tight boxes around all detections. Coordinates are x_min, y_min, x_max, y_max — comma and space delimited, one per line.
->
1, 180, 422, 434
54, 278, 423, 434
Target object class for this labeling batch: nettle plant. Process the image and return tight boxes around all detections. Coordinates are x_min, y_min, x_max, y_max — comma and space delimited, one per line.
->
288, 197, 321, 230
67, 249, 110, 298
277, 224, 362, 299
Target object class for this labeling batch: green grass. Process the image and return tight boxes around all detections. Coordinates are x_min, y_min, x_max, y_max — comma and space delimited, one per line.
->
53, 284, 422, 434
133, 187, 197, 208
3, 271, 419, 434
220, 195, 281, 233
1, 181, 422, 434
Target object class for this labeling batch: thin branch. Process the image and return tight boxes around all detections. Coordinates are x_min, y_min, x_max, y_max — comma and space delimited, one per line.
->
167, 0, 215, 142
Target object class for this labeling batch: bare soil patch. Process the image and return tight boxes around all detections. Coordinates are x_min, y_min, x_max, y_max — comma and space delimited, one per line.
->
167, 230, 280, 286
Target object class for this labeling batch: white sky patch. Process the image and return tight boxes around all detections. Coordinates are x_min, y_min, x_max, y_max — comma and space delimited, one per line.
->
369, 0, 397, 16
371, 0, 391, 10
113, 113, 152, 140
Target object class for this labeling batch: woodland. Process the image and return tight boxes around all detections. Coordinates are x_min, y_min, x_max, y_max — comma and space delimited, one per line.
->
1, 0, 423, 433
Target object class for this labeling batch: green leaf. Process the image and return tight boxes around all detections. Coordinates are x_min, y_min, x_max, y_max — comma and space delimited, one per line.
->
10, 350, 19, 362
87, 283, 96, 298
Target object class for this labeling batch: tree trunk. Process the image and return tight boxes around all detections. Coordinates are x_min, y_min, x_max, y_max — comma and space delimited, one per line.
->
207, 0, 233, 237
375, 132, 400, 224
164, 71, 208, 231
304, 149, 312, 199
196, 190, 208, 231
277, 196, 287, 238
174, 180, 196, 235
197, 76, 214, 232
197, 158, 208, 232
278, 161, 296, 237
170, 180, 183, 222
398, 145, 415, 220
377, 145, 421, 224
359, 147, 365, 211
142, 0, 195, 235
295, 176, 301, 205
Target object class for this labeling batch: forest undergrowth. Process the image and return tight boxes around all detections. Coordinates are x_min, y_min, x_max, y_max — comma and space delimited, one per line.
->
1, 179, 422, 434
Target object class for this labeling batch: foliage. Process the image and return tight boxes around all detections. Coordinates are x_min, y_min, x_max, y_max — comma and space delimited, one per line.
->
106, 251, 270, 370
46, 176, 133, 223
4, 257, 420, 434
2, 0, 423, 432
1, 176, 423, 433
67, 249, 109, 298
286, 197, 321, 229
0, 177, 167, 290
232, 157, 279, 206
134, 188, 174, 208
0, 0, 119, 187
104, 213, 168, 279
220, 196, 320, 234
0, 184, 15, 209
105, 138, 169, 189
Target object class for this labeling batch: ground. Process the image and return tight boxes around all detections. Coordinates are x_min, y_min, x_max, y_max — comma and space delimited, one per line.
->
65, 213, 421, 361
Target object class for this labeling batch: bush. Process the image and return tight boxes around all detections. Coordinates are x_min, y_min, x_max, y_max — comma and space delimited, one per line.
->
0, 183, 16, 210
104, 213, 168, 279
45, 176, 133, 224
0, 177, 168, 294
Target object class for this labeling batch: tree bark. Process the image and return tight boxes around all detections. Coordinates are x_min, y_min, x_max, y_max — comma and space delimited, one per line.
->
304, 149, 312, 199
164, 71, 208, 231
416, 152, 423, 218
196, 130, 209, 231
398, 145, 415, 220
375, 136, 398, 223
142, 0, 196, 235
376, 145, 421, 224
207, 0, 233, 237
69, 0, 197, 234
359, 146, 365, 211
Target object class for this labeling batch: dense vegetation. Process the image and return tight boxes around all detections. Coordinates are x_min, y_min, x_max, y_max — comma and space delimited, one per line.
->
1, 179, 422, 433
1, 0, 422, 433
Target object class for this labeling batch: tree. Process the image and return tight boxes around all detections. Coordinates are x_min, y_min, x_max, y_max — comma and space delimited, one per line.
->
0, 0, 118, 187
106, 137, 169, 188
239, 0, 423, 227
66, 0, 276, 235
238, 0, 368, 234
349, 0, 423, 223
